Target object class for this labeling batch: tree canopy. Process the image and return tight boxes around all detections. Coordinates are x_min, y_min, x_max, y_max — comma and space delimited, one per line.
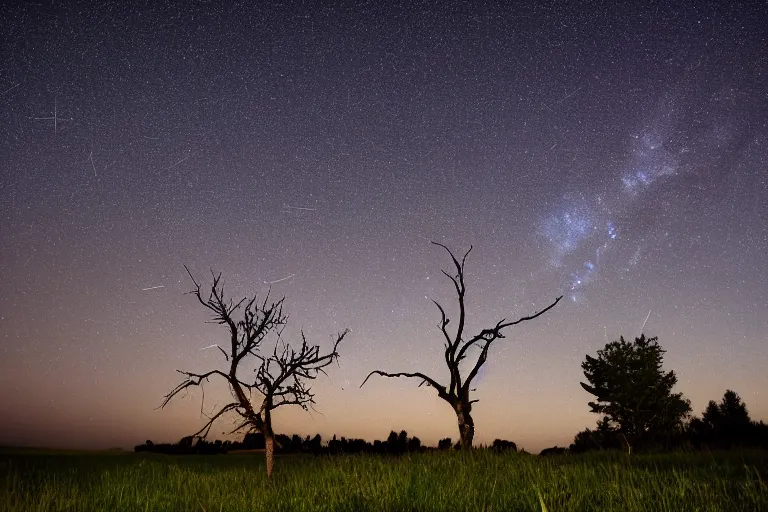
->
580, 334, 691, 452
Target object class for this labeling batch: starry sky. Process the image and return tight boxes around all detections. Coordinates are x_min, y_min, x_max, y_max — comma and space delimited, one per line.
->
1, 1, 766, 454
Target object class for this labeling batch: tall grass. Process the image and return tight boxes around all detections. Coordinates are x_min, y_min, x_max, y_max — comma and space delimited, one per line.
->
1, 449, 766, 511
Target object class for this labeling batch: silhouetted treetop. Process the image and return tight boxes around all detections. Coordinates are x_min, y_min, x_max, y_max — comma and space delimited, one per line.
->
703, 390, 751, 430
687, 389, 766, 449
580, 334, 691, 453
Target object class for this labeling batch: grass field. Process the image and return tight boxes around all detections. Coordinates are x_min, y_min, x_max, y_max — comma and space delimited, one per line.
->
1, 448, 766, 511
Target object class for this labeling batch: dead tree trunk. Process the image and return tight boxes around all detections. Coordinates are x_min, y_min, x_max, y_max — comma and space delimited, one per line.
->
264, 408, 275, 478
456, 403, 475, 449
265, 434, 276, 478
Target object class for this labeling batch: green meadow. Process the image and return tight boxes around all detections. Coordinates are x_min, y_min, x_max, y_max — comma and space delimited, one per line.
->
1, 448, 767, 512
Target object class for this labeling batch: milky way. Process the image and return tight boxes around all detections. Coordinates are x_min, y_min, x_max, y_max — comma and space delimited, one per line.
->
539, 86, 759, 304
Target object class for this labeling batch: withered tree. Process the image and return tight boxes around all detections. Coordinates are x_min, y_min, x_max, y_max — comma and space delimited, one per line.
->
361, 243, 561, 449
161, 267, 349, 478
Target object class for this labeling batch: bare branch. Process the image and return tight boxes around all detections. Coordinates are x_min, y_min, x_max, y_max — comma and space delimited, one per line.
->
159, 369, 233, 409
462, 340, 493, 394
457, 295, 563, 364
430, 299, 452, 348
430, 241, 471, 279
191, 402, 240, 439
360, 370, 447, 397
256, 329, 349, 412
461, 295, 563, 391
496, 295, 562, 330
229, 416, 252, 435
428, 242, 475, 396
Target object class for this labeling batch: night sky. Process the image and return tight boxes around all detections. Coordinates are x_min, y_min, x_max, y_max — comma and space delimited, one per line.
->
1, 1, 766, 454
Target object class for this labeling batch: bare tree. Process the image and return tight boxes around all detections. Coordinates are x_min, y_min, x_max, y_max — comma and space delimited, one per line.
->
361, 243, 561, 449
161, 267, 349, 478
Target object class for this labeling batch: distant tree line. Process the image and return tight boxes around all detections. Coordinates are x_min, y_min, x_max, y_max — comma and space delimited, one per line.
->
135, 431, 522, 456
134, 436, 227, 455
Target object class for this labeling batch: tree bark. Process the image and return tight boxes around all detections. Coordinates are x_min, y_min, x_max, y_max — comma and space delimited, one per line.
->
265, 432, 275, 479
456, 405, 475, 449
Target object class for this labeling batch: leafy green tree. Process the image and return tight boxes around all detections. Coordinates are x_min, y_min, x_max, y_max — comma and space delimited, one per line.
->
580, 335, 691, 453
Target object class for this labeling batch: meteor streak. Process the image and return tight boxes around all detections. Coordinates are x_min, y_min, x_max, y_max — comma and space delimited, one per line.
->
264, 274, 296, 285
640, 309, 652, 334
